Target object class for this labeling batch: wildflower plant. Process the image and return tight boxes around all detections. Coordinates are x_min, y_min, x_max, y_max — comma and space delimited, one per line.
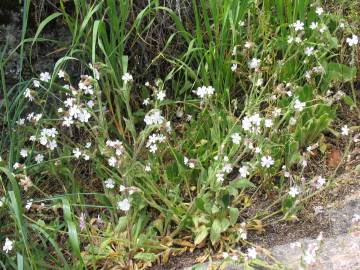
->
0, 0, 358, 269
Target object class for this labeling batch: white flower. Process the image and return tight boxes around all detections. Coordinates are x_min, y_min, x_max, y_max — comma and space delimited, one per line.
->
239, 165, 250, 178
193, 86, 215, 99
58, 70, 65, 78
143, 98, 150, 106
242, 116, 252, 131
310, 22, 318, 30
341, 125, 350, 136
62, 116, 74, 127
156, 90, 166, 101
20, 149, 28, 158
288, 36, 294, 44
255, 78, 263, 87
315, 176, 326, 189
144, 110, 165, 126
294, 99, 305, 112
3, 238, 13, 254
89, 63, 100, 80
231, 64, 238, 72
261, 155, 274, 168
13, 162, 21, 170
117, 198, 131, 211
264, 119, 273, 128
82, 154, 89, 160
24, 88, 34, 101
289, 117, 296, 126
248, 58, 260, 69
104, 178, 115, 189
222, 163, 233, 173
222, 252, 229, 258
25, 199, 33, 210
87, 100, 94, 108
149, 144, 158, 154
289, 186, 300, 197
108, 156, 117, 167
346, 34, 358, 47
315, 7, 324, 16
273, 108, 281, 117
40, 72, 51, 82
231, 133, 241, 145
85, 142, 92, 148
34, 154, 44, 164
144, 165, 151, 172
247, 247, 257, 259
122, 72, 133, 83
73, 148, 82, 158
304, 47, 314, 56
295, 36, 302, 44
33, 80, 40, 88
319, 26, 326, 33
0, 197, 4, 207
292, 20, 304, 31
184, 157, 195, 168
244, 41, 253, 48
216, 172, 224, 183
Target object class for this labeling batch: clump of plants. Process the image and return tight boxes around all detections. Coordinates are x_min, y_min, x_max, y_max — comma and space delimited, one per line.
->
0, 0, 359, 269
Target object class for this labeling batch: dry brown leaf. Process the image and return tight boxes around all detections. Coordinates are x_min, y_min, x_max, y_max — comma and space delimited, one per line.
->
327, 148, 342, 168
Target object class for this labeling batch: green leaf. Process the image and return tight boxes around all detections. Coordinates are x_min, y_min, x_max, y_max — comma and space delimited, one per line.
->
230, 179, 256, 189
210, 218, 230, 244
229, 207, 239, 225
115, 216, 128, 233
134, 252, 157, 262
194, 226, 209, 245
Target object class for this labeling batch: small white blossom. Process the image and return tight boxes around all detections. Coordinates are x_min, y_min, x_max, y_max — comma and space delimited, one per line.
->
144, 165, 151, 172
231, 133, 241, 145
315, 7, 324, 16
315, 176, 326, 189
144, 110, 165, 126
33, 80, 40, 88
108, 156, 117, 167
3, 238, 13, 254
20, 149, 28, 158
40, 72, 51, 82
193, 86, 215, 99
261, 155, 274, 168
239, 165, 250, 178
104, 178, 115, 189
117, 198, 131, 211
248, 58, 261, 69
122, 73, 133, 83
341, 125, 350, 136
34, 154, 44, 164
292, 20, 304, 31
294, 99, 306, 112
73, 148, 82, 158
310, 22, 318, 30
346, 34, 358, 47
231, 64, 238, 72
247, 247, 257, 259
156, 90, 166, 101
264, 119, 273, 128
58, 70, 65, 78
304, 47, 314, 56
289, 186, 300, 197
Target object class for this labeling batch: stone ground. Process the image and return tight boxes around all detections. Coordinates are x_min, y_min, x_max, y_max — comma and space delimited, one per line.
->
185, 178, 360, 270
